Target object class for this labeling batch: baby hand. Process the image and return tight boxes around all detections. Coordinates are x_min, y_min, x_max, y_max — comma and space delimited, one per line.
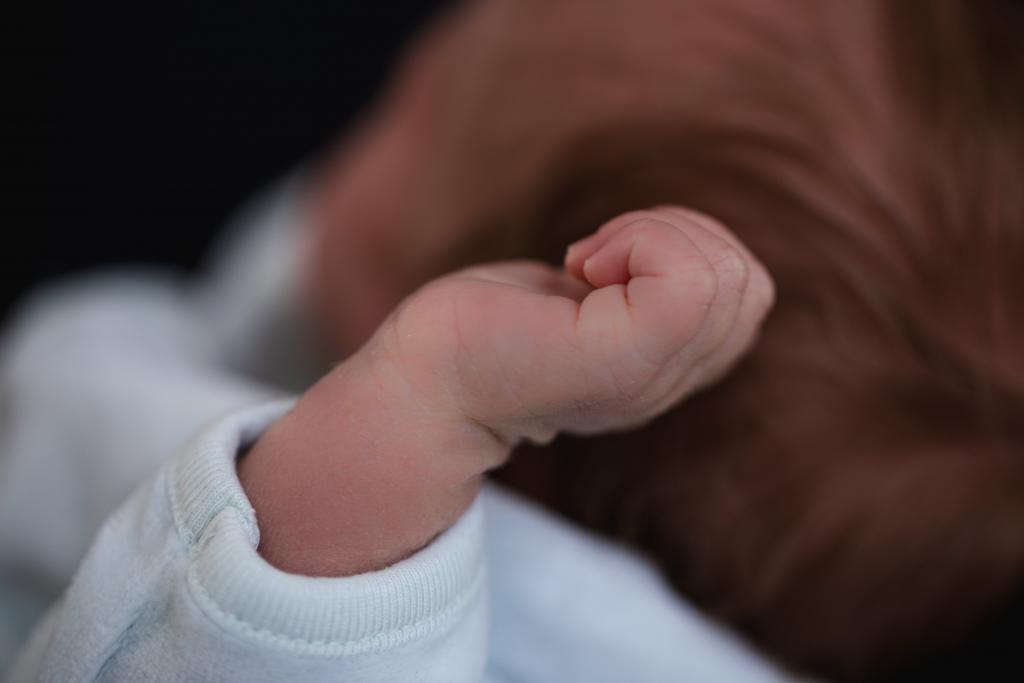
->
241, 206, 773, 575
367, 206, 774, 446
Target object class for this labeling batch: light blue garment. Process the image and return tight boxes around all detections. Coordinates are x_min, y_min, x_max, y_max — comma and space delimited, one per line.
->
0, 179, 809, 682
7, 399, 791, 682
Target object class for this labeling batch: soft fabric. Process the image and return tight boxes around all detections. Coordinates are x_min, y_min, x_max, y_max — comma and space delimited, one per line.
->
0, 178, 807, 682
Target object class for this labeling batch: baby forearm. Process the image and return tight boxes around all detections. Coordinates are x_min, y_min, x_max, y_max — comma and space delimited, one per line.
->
240, 207, 772, 577
237, 346, 509, 577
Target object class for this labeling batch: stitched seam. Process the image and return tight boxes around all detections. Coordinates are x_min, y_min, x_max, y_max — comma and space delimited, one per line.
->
166, 415, 484, 656
167, 457, 255, 548
185, 555, 485, 656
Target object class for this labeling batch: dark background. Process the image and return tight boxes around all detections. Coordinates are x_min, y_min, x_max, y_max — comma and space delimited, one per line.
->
6, 4, 1024, 679
5, 0, 448, 320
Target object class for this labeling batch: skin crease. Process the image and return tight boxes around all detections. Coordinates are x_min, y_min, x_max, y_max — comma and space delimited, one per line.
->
301, 0, 695, 353
239, 207, 773, 576
243, 0, 792, 577
302, 0, 889, 355
241, 1, 1024, 679
239, 0, 906, 582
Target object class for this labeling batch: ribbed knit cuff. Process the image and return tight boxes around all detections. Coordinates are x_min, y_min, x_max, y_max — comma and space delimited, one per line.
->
167, 400, 486, 656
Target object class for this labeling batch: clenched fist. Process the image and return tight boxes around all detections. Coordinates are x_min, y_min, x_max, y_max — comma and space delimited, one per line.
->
240, 206, 773, 576
370, 206, 774, 445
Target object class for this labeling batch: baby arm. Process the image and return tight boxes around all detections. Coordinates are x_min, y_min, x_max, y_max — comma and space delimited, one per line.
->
238, 207, 774, 576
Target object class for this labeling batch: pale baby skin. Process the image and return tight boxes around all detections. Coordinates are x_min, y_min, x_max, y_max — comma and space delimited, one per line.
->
238, 207, 774, 577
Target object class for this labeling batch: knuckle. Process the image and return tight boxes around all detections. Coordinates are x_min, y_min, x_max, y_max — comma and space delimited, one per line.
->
625, 217, 681, 242
686, 257, 721, 307
686, 208, 730, 234
601, 210, 651, 235
709, 244, 749, 292
621, 215, 666, 236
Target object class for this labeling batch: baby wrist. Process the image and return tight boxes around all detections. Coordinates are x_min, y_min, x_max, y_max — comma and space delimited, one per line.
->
238, 345, 507, 576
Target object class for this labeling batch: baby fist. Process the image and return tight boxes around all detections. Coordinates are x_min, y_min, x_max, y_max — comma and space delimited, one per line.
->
368, 207, 774, 446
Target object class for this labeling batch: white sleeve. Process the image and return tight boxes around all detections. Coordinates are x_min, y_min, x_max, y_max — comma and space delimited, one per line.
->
0, 173, 315, 589
2, 179, 487, 681
0, 275, 281, 588
9, 401, 488, 683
